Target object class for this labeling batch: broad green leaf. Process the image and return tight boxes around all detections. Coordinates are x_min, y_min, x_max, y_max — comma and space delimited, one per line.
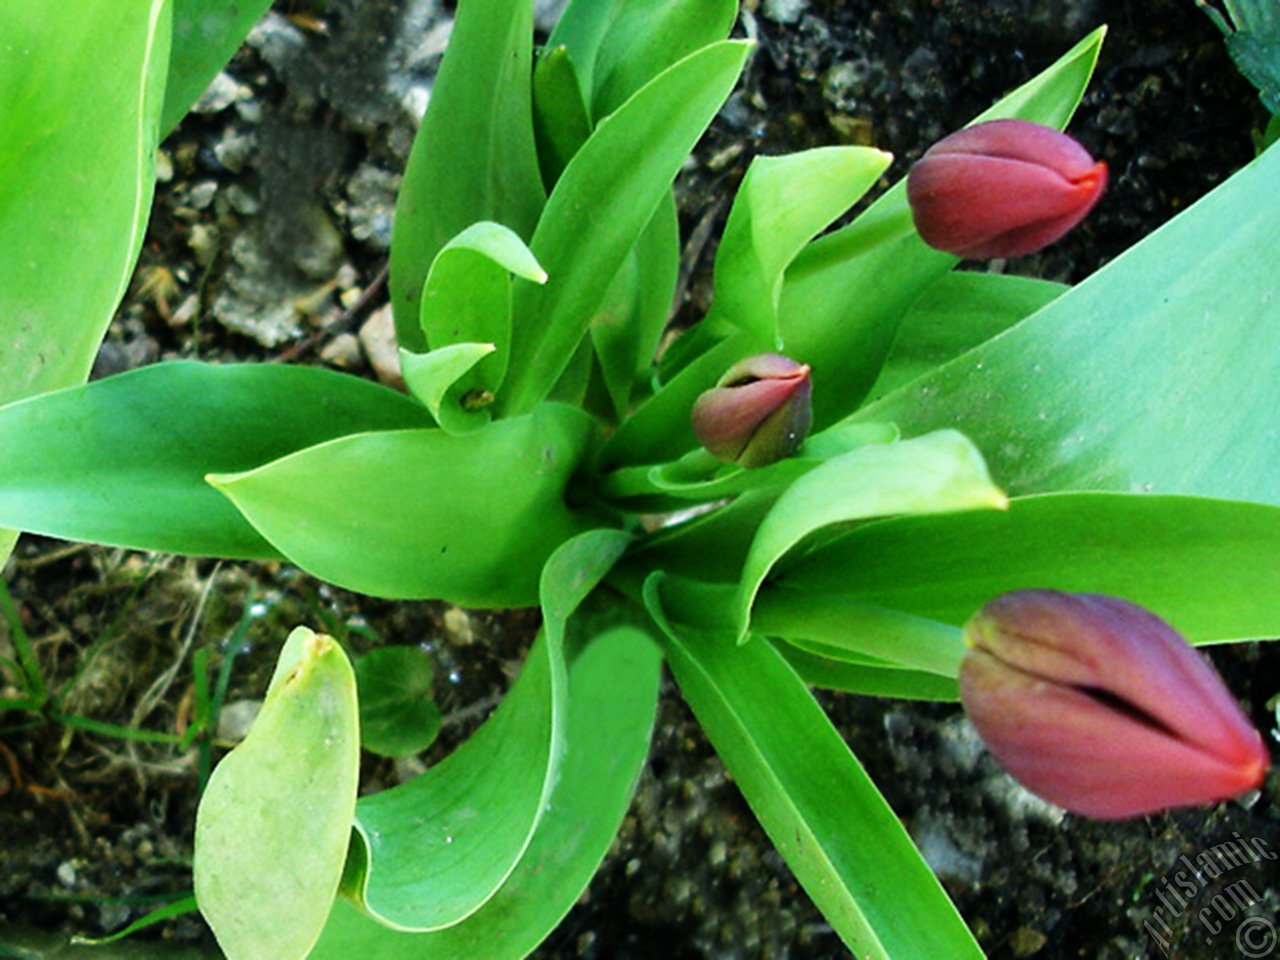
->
714, 147, 892, 347
310, 623, 662, 957
163, 0, 272, 135
866, 272, 1066, 401
210, 404, 601, 607
355, 647, 442, 759
0, 362, 429, 558
777, 642, 960, 701
777, 492, 1280, 646
400, 343, 497, 434
339, 529, 631, 932
778, 27, 1105, 431
733, 430, 1008, 641
589, 0, 739, 120
389, 0, 545, 352
648, 575, 983, 960
195, 627, 359, 960
589, 192, 680, 421
855, 139, 1280, 506
532, 46, 593, 189
500, 41, 752, 416
1, 0, 169, 406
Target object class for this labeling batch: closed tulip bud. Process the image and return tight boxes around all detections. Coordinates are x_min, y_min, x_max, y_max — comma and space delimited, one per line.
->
960, 590, 1269, 820
907, 119, 1107, 259
691, 353, 812, 468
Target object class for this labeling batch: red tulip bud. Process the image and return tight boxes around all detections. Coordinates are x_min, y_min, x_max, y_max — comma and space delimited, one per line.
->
960, 590, 1269, 819
691, 353, 812, 468
907, 119, 1107, 258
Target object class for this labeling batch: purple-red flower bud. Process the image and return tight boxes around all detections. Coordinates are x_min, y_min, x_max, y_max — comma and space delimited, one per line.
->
960, 590, 1269, 820
691, 353, 812, 468
907, 119, 1107, 259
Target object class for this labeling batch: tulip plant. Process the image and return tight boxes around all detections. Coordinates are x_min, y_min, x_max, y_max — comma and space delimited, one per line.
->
3, 1, 1279, 958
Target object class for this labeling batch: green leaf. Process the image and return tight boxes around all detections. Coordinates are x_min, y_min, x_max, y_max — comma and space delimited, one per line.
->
399, 343, 497, 434
866, 272, 1066, 402
589, 192, 680, 421
349, 626, 562, 930
544, 0, 623, 97
210, 404, 601, 607
532, 46, 593, 190
340, 529, 632, 932
310, 623, 662, 957
1, 0, 170, 407
0, 362, 429, 558
856, 140, 1280, 506
589, 0, 739, 120
163, 0, 272, 135
500, 40, 752, 416
195, 627, 359, 960
714, 147, 892, 347
733, 430, 1008, 641
776, 642, 960, 701
777, 27, 1105, 431
389, 0, 545, 352
776, 492, 1280, 646
355, 647, 442, 759
647, 575, 982, 960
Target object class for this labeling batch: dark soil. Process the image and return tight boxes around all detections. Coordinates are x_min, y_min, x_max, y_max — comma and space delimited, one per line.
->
2, 1, 1277, 959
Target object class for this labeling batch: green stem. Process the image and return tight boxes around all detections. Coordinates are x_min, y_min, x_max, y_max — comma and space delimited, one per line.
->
750, 586, 966, 677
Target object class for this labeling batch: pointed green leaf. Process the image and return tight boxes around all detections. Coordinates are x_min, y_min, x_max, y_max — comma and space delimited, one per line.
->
163, 0, 272, 135
195, 627, 359, 960
589, 191, 680, 421
500, 40, 752, 416
532, 46, 593, 189
1, 0, 170, 407
778, 492, 1280, 646
209, 404, 601, 607
714, 147, 892, 347
310, 623, 662, 957
0, 362, 429, 558
589, 0, 739, 120
544, 0, 623, 97
733, 431, 1008, 641
647, 575, 982, 959
856, 139, 1280, 506
389, 0, 545, 352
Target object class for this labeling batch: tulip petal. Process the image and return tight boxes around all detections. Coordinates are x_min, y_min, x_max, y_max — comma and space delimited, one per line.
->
961, 590, 1269, 819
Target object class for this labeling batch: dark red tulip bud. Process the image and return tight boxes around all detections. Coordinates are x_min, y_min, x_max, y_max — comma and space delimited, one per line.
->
960, 590, 1269, 819
907, 119, 1107, 258
691, 353, 812, 468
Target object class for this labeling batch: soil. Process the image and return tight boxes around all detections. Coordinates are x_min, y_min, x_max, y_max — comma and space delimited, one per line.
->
2, 1, 1277, 959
